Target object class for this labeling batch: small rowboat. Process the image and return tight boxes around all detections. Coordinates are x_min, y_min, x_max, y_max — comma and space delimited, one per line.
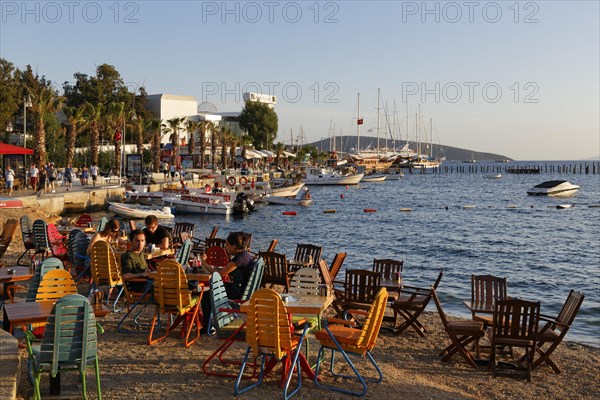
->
361, 175, 386, 183
265, 196, 312, 206
108, 202, 174, 219
0, 198, 24, 209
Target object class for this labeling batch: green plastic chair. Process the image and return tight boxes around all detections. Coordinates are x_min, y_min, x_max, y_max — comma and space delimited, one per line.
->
175, 239, 193, 266
24, 294, 101, 400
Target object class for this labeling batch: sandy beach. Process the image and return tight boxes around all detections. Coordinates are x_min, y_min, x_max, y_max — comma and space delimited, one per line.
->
2, 208, 599, 399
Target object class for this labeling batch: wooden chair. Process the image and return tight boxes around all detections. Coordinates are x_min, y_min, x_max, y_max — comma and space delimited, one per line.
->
0, 218, 18, 259
392, 269, 444, 336
148, 259, 203, 347
205, 245, 228, 267
327, 252, 346, 283
234, 288, 310, 400
17, 215, 35, 266
532, 290, 584, 373
258, 251, 290, 292
335, 269, 381, 317
372, 258, 403, 281
490, 298, 540, 381
293, 243, 322, 268
172, 222, 196, 247
23, 294, 101, 400
432, 287, 485, 368
266, 239, 278, 252
190, 225, 219, 255
471, 274, 507, 326
202, 273, 250, 378
313, 287, 388, 396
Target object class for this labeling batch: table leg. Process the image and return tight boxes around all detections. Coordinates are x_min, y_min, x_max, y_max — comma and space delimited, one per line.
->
49, 374, 61, 395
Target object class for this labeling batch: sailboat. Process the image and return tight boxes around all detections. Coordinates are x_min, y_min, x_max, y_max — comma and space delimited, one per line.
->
400, 108, 442, 173
346, 89, 395, 172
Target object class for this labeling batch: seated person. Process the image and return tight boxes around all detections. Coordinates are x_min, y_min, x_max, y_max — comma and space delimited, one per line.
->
120, 229, 152, 293
199, 232, 254, 333
87, 219, 125, 255
142, 215, 171, 250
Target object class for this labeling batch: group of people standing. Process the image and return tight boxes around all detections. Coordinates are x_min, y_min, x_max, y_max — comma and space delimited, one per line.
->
22, 162, 100, 195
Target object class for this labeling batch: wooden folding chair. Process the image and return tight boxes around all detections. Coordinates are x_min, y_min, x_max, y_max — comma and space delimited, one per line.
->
293, 243, 322, 268
490, 298, 540, 381
334, 269, 380, 318
172, 222, 196, 247
0, 218, 18, 259
258, 251, 290, 292
432, 287, 484, 368
392, 269, 444, 336
471, 274, 507, 326
533, 290, 584, 373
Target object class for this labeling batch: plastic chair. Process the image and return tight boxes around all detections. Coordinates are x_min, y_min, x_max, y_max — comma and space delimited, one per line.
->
175, 239, 193, 266
26, 258, 64, 302
89, 241, 123, 311
234, 288, 310, 400
148, 259, 203, 347
32, 219, 51, 262
23, 294, 101, 400
313, 287, 388, 396
35, 269, 78, 302
75, 214, 93, 228
206, 245, 228, 267
17, 215, 36, 266
239, 258, 265, 302
96, 217, 108, 233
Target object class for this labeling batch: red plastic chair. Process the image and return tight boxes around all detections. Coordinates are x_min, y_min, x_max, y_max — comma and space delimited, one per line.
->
206, 246, 228, 267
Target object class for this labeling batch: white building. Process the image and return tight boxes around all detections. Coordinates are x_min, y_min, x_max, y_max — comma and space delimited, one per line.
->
146, 94, 198, 146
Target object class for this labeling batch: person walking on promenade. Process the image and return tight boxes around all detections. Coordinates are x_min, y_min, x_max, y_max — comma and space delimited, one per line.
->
81, 166, 89, 186
29, 163, 38, 194
162, 160, 169, 179
47, 162, 57, 193
169, 163, 176, 180
90, 162, 99, 187
38, 165, 47, 194
4, 164, 15, 196
64, 163, 74, 191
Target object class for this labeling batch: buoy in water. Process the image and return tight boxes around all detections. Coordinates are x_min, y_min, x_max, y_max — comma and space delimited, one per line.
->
323, 209, 336, 214
556, 204, 572, 209
463, 205, 476, 209
505, 205, 518, 209
282, 211, 297, 216
399, 208, 412, 212
340, 194, 344, 199
345, 185, 349, 189
364, 208, 377, 213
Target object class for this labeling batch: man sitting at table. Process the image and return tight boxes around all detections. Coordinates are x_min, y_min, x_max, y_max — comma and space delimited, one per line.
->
121, 229, 152, 293
199, 232, 254, 334
142, 215, 171, 250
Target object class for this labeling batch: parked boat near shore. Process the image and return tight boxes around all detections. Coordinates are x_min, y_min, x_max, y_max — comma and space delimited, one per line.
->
361, 174, 386, 183
108, 202, 174, 219
302, 167, 364, 186
164, 192, 233, 215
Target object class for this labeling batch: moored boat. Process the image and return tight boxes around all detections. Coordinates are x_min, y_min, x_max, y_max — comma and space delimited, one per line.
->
164, 192, 233, 215
265, 187, 313, 206
0, 198, 24, 209
361, 175, 386, 183
527, 180, 580, 196
302, 167, 364, 186
108, 202, 174, 219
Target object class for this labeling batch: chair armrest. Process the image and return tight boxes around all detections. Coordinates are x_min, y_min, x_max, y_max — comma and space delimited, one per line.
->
325, 317, 356, 326
539, 315, 569, 328
218, 307, 240, 314
401, 285, 429, 292
345, 309, 368, 316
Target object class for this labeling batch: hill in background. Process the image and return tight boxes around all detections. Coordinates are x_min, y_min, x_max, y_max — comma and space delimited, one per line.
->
306, 136, 512, 161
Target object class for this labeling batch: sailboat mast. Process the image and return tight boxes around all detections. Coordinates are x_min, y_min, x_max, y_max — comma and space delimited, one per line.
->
377, 88, 380, 158
429, 118, 433, 158
357, 92, 361, 152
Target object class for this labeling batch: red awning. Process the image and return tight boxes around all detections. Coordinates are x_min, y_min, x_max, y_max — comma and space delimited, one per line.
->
0, 142, 34, 155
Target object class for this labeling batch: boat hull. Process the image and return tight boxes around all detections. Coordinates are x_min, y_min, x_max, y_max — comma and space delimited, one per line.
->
265, 197, 313, 206
527, 181, 580, 197
361, 175, 386, 182
165, 194, 232, 215
0, 198, 24, 209
108, 202, 174, 219
303, 173, 364, 186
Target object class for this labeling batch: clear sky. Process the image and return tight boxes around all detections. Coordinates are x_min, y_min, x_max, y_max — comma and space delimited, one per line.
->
1, 0, 598, 160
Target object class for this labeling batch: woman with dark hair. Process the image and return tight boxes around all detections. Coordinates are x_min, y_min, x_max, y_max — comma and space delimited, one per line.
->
86, 219, 124, 254
200, 232, 254, 333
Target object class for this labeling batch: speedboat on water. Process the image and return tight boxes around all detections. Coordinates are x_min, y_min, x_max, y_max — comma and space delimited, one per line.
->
302, 167, 364, 186
108, 202, 174, 219
527, 180, 580, 196
361, 174, 386, 183
265, 187, 313, 206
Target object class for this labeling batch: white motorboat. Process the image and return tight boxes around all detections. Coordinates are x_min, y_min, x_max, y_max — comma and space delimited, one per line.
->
265, 187, 313, 206
483, 173, 502, 179
108, 202, 174, 219
527, 180, 580, 196
163, 192, 233, 215
302, 167, 364, 186
361, 175, 386, 183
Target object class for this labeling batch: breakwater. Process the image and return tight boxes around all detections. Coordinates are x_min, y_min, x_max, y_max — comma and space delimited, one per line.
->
436, 162, 600, 174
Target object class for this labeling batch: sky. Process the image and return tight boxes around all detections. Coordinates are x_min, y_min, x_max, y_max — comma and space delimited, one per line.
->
1, 0, 598, 160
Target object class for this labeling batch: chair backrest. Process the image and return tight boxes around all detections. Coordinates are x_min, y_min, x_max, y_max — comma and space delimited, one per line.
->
258, 251, 289, 289
96, 217, 108, 232
431, 287, 450, 330
35, 269, 77, 301
266, 239, 278, 252
208, 225, 219, 239
245, 288, 294, 360
46, 224, 67, 257
471, 274, 507, 305
209, 272, 237, 337
294, 243, 322, 266
553, 290, 585, 337
206, 238, 227, 249
32, 219, 51, 254
176, 239, 193, 266
72, 231, 90, 270
20, 215, 32, 238
493, 299, 540, 344
343, 269, 381, 304
318, 259, 332, 286
206, 246, 229, 267
372, 258, 403, 280
289, 267, 320, 296
241, 258, 265, 302
356, 287, 388, 351
153, 259, 192, 313
90, 240, 121, 288
328, 252, 347, 282
38, 294, 98, 377
26, 258, 64, 302
67, 228, 83, 264
75, 214, 94, 228
172, 222, 196, 246
0, 218, 17, 243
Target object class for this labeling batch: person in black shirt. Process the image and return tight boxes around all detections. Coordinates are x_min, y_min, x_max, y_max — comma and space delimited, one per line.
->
142, 215, 171, 250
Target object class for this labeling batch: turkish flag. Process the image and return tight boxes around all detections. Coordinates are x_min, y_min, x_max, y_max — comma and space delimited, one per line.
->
357, 119, 363, 125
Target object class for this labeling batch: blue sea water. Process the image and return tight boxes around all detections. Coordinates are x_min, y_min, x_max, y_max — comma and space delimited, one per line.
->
158, 161, 600, 347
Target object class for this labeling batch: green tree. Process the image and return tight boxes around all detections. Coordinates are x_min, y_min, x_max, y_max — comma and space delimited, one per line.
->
29, 85, 63, 166
162, 117, 186, 165
62, 105, 86, 165
274, 141, 285, 166
197, 120, 214, 169
238, 101, 278, 149
83, 102, 105, 164
145, 118, 162, 172
63, 64, 132, 108
0, 58, 20, 137
186, 119, 199, 156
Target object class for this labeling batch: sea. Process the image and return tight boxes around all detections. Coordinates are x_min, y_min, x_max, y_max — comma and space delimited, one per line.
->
121, 161, 600, 347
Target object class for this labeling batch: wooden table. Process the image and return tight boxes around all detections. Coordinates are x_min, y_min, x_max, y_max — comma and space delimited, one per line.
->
239, 293, 335, 316
2, 300, 111, 334
56, 226, 95, 235
0, 267, 33, 303
380, 278, 403, 292
463, 300, 495, 315
114, 248, 175, 261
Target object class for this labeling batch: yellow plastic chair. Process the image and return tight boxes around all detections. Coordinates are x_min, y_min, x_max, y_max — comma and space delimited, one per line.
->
234, 288, 310, 399
313, 287, 388, 396
148, 259, 202, 348
89, 241, 123, 310
35, 269, 78, 302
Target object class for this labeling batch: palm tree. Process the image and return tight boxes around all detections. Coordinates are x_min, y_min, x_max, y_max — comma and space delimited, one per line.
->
162, 117, 186, 166
240, 135, 254, 164
197, 120, 214, 169
107, 101, 126, 175
83, 102, 105, 164
30, 86, 63, 166
62, 104, 86, 165
186, 119, 199, 159
131, 113, 145, 154
220, 127, 235, 169
229, 135, 238, 169
145, 118, 162, 172
210, 125, 220, 172
274, 141, 285, 167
